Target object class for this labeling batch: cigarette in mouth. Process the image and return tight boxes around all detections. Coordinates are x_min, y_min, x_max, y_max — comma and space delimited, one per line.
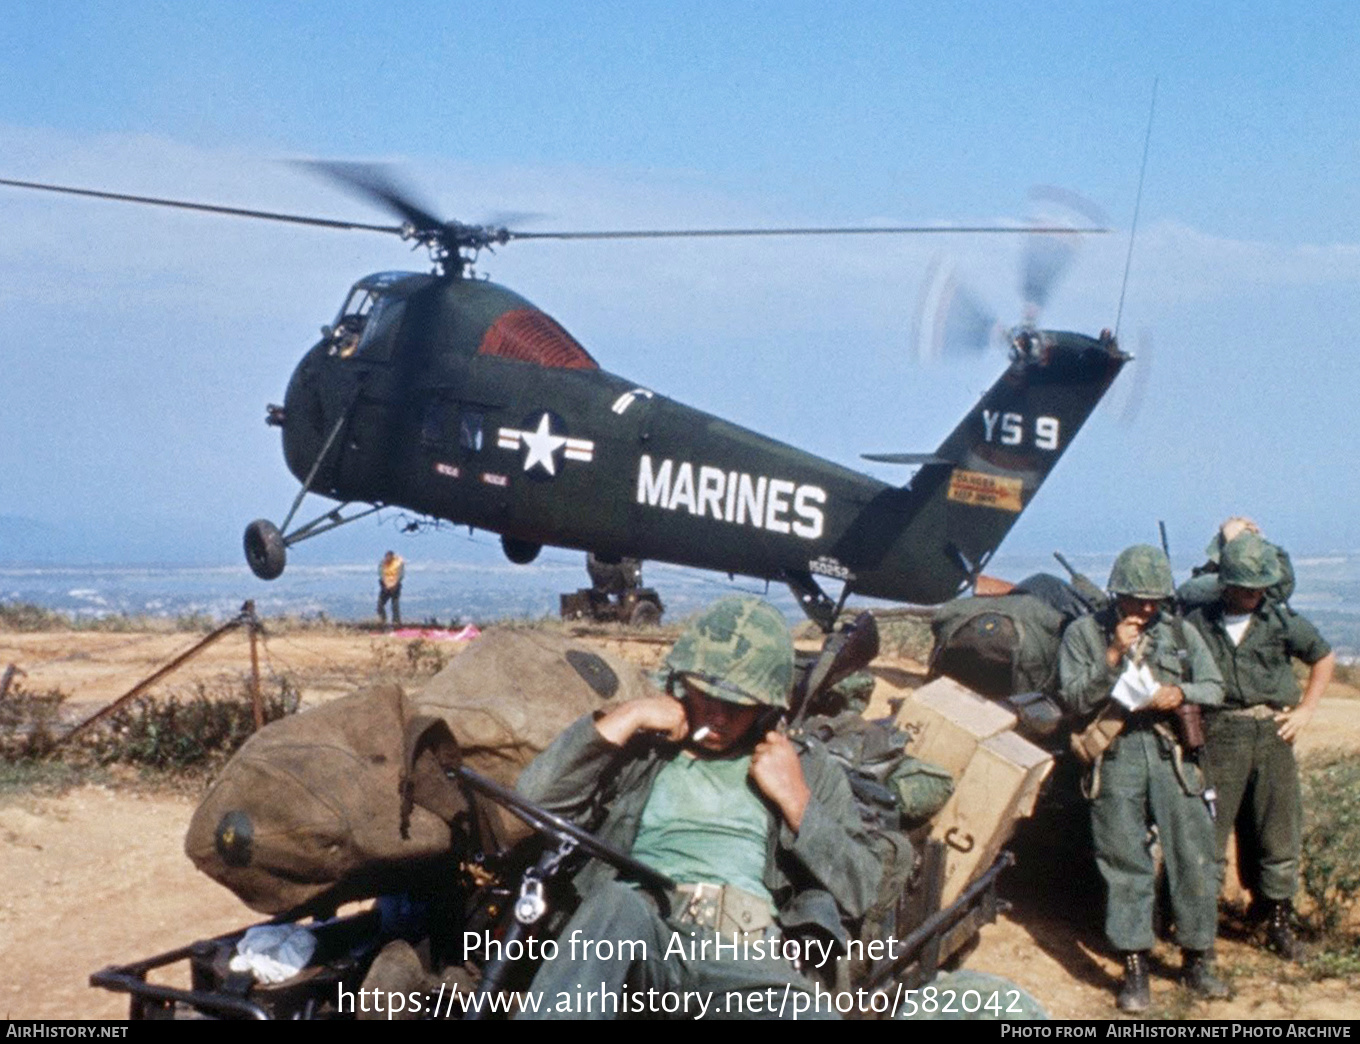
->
691, 725, 712, 742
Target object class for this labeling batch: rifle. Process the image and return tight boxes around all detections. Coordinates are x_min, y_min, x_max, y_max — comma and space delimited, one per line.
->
1052, 551, 1106, 613
787, 610, 880, 728
1155, 520, 1217, 816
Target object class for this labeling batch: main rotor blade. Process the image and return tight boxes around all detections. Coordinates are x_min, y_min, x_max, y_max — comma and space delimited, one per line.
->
297, 161, 447, 234
1, 171, 1109, 254
508, 224, 1106, 241
0, 177, 405, 235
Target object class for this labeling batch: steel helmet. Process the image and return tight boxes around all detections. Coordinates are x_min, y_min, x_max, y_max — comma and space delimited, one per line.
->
664, 596, 794, 708
1218, 532, 1283, 590
1107, 544, 1175, 600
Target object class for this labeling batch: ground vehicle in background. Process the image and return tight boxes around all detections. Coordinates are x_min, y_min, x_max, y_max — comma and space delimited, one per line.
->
559, 555, 665, 626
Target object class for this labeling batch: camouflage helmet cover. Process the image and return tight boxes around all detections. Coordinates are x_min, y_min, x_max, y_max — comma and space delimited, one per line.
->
1107, 544, 1175, 599
665, 596, 794, 708
1204, 516, 1259, 563
1218, 531, 1283, 590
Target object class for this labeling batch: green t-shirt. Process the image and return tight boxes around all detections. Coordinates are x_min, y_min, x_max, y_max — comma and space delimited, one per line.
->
630, 751, 774, 909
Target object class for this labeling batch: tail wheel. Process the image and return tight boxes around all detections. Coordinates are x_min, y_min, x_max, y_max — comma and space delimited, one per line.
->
501, 536, 541, 565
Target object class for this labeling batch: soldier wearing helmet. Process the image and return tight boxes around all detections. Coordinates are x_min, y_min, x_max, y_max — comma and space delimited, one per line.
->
1187, 532, 1334, 961
1177, 516, 1296, 610
1057, 545, 1227, 1013
515, 596, 881, 1020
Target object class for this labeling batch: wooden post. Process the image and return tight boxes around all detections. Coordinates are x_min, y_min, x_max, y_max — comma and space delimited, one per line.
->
245, 601, 263, 730
53, 606, 250, 751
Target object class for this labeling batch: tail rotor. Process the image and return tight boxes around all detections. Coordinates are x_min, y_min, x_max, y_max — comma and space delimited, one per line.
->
912, 187, 1107, 363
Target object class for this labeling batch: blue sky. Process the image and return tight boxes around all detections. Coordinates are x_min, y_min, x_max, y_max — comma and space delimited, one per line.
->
1, 1, 1357, 575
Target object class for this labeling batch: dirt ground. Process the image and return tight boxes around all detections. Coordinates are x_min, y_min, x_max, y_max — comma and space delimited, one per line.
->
2, 625, 1358, 1021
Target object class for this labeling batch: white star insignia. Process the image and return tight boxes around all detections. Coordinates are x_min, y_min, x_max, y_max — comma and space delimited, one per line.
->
519, 413, 568, 475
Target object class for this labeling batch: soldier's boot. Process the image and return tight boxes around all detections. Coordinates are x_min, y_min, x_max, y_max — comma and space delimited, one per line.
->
1117, 951, 1151, 1013
1181, 949, 1230, 1000
1266, 900, 1308, 962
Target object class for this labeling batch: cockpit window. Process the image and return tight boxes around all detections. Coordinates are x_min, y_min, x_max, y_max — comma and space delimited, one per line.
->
477, 308, 598, 370
337, 286, 379, 325
329, 288, 405, 362
329, 288, 379, 359
355, 298, 405, 361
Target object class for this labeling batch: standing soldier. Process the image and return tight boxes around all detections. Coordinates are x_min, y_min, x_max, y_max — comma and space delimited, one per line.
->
1058, 545, 1227, 1012
1187, 532, 1334, 960
377, 550, 405, 627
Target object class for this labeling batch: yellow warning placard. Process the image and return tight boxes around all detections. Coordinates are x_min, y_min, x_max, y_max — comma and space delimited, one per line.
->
947, 469, 1024, 512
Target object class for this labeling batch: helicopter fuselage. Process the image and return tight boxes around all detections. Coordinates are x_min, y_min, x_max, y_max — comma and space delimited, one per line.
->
271, 271, 1125, 611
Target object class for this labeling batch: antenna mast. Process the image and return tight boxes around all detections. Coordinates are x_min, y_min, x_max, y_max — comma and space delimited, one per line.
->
1115, 78, 1158, 339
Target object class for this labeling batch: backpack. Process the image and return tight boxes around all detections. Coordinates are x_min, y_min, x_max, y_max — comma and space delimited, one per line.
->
797, 711, 955, 966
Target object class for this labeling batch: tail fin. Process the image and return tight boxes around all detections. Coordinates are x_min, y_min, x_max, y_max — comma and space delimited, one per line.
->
847, 330, 1127, 604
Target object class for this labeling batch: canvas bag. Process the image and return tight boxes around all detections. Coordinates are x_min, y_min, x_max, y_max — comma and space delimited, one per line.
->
410, 630, 657, 842
184, 681, 469, 916
930, 592, 1068, 697
186, 632, 654, 914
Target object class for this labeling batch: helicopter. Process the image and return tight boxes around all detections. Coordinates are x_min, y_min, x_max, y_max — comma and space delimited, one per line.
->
1, 167, 1125, 629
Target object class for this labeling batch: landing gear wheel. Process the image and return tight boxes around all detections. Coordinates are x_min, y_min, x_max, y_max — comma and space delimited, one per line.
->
629, 600, 662, 627
243, 519, 286, 580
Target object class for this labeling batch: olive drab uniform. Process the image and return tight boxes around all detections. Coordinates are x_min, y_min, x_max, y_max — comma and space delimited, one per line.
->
1058, 609, 1224, 953
1186, 537, 1331, 906
514, 596, 882, 1020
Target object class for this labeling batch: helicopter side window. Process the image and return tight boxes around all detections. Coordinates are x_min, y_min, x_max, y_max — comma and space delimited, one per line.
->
460, 411, 484, 452
421, 400, 448, 447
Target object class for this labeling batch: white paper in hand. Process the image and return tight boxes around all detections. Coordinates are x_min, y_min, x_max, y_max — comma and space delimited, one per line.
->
1111, 661, 1160, 712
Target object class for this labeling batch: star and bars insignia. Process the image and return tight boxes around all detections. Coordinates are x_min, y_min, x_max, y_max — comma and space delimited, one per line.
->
497, 412, 595, 477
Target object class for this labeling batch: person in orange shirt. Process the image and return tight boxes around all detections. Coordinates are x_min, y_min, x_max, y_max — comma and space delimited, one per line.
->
378, 551, 405, 627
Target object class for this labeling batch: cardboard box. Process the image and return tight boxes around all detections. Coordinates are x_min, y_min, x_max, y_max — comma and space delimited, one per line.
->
931, 728, 1053, 905
894, 676, 1017, 780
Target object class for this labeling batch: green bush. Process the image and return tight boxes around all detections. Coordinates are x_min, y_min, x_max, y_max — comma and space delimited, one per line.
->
404, 637, 450, 675
88, 678, 300, 773
0, 600, 230, 633
0, 681, 70, 758
1300, 749, 1360, 935
0, 601, 71, 632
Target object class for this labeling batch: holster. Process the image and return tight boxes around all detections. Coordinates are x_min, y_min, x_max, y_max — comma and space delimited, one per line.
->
1071, 703, 1127, 800
1151, 720, 1205, 798
1070, 703, 1126, 767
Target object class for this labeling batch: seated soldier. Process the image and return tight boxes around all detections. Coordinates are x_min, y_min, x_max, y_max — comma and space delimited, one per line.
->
514, 595, 882, 1020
